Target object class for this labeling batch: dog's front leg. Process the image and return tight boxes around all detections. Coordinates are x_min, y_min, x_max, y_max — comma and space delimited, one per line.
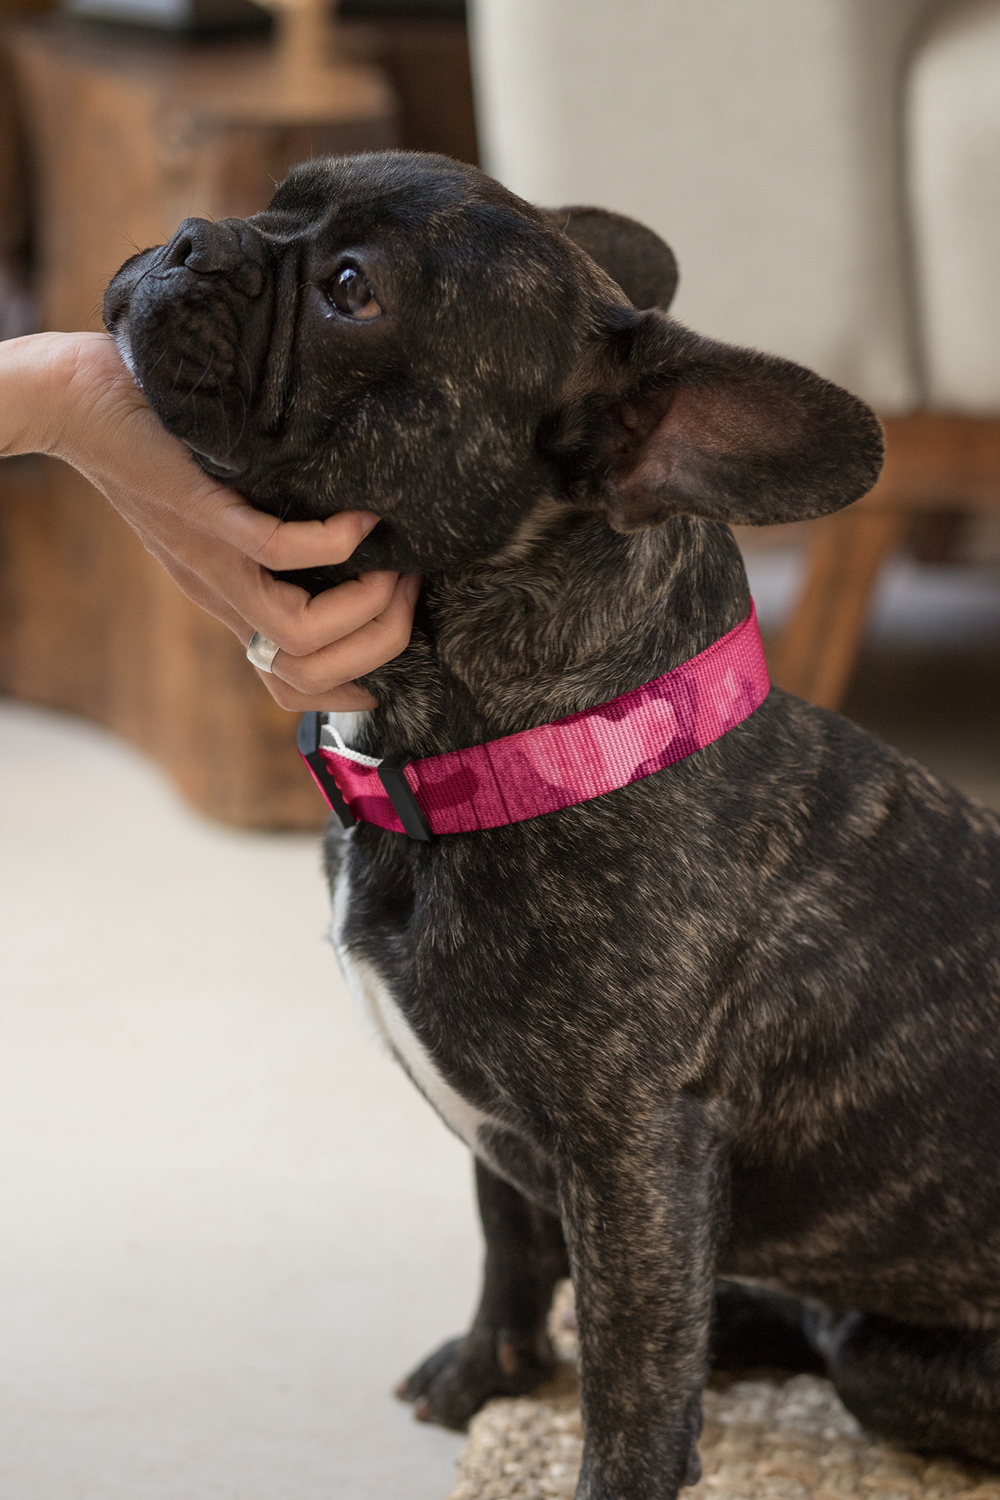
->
397, 1158, 569, 1428
561, 1096, 730, 1500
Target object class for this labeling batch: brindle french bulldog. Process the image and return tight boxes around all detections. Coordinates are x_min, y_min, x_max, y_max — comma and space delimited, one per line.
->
103, 152, 1000, 1497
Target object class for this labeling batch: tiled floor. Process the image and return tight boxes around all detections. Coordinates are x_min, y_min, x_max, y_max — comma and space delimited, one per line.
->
1, 546, 998, 1500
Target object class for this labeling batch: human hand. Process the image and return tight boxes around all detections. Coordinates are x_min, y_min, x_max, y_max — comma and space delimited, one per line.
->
0, 330, 419, 711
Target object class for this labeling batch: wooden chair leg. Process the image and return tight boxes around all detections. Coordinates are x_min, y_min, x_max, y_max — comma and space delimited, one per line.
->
908, 508, 965, 564
771, 507, 909, 710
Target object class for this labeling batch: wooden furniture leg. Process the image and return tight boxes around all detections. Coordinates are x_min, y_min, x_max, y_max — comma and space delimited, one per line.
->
771, 508, 909, 710
771, 414, 1000, 711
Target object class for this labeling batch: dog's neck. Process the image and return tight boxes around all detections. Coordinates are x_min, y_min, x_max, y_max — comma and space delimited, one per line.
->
349, 506, 752, 762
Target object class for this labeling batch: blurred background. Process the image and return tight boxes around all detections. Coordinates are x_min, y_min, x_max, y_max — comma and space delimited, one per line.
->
1, 2, 1000, 1497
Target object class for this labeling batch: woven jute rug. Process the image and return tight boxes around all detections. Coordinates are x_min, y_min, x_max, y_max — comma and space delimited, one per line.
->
448, 1285, 1000, 1500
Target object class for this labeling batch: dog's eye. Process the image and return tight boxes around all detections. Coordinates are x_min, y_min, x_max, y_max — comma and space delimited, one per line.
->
327, 266, 381, 321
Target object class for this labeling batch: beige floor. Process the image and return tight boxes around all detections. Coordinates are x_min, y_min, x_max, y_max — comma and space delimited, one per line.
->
0, 701, 477, 1500
1, 546, 998, 1500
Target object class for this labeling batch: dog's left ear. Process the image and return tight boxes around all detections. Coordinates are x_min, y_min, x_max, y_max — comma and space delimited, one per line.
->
545, 310, 884, 530
542, 206, 679, 312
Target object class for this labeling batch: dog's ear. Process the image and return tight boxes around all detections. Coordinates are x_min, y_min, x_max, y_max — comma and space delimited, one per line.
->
545, 310, 884, 531
543, 206, 679, 312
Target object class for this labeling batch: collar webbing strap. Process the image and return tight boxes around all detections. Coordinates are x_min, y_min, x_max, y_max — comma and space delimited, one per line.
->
299, 601, 769, 839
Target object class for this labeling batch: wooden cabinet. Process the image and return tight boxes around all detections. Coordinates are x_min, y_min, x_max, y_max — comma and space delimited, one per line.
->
0, 19, 397, 826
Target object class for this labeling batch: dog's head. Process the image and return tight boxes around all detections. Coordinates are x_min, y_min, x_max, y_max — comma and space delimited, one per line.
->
104, 151, 882, 587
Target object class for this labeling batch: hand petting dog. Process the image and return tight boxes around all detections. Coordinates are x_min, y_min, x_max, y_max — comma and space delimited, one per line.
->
0, 329, 418, 709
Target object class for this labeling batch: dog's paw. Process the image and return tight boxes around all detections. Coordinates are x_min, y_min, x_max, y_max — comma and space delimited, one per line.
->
395, 1330, 556, 1431
679, 1388, 705, 1490
682, 1444, 702, 1488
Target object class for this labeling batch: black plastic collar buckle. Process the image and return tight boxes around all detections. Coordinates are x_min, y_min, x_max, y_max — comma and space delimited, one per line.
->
378, 755, 434, 842
296, 712, 355, 830
297, 715, 433, 842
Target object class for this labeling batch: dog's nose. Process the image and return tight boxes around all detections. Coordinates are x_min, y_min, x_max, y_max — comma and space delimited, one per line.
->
161, 218, 266, 297
163, 218, 238, 274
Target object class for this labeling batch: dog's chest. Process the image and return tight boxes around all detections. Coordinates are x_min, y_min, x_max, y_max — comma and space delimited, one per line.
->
330, 852, 492, 1153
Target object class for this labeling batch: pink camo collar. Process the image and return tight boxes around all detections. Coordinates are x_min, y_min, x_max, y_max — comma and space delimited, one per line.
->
299, 602, 769, 839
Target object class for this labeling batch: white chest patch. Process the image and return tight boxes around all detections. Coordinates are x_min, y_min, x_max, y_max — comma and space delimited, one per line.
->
330, 852, 490, 1153
324, 709, 372, 751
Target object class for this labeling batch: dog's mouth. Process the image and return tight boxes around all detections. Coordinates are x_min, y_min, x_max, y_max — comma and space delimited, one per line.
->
181, 442, 244, 476
104, 217, 279, 479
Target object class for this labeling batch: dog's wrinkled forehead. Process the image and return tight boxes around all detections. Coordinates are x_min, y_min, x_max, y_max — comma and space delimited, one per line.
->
260, 153, 581, 278
261, 151, 503, 236
253, 153, 610, 371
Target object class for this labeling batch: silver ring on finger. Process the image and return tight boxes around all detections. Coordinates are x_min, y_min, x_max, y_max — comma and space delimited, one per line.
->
246, 631, 281, 673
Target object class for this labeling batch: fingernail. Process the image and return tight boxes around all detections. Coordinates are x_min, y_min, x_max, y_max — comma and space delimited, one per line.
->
402, 573, 422, 606
358, 512, 381, 537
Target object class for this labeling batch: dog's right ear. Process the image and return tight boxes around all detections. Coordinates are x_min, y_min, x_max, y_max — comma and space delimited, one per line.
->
544, 309, 884, 530
542, 206, 679, 312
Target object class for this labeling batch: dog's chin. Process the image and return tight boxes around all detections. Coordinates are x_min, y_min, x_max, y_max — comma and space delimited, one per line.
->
141, 376, 253, 479
109, 314, 249, 480
111, 325, 138, 383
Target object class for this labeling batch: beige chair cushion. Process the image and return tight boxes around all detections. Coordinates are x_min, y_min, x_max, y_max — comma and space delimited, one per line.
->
909, 0, 1000, 411
469, 0, 935, 411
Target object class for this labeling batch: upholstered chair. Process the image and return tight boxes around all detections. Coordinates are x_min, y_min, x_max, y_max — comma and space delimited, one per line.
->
468, 0, 1000, 707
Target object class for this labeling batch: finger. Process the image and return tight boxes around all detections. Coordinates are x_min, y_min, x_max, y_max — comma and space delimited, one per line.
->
139, 536, 404, 673
121, 484, 408, 662
242, 570, 401, 659
125, 502, 396, 657
254, 672, 379, 713
121, 480, 400, 656
269, 573, 419, 695
156, 551, 387, 711
209, 502, 385, 572
149, 550, 393, 712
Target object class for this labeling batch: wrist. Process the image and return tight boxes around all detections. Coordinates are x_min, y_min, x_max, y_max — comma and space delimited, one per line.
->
46, 332, 138, 465
0, 330, 140, 464
0, 333, 72, 457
